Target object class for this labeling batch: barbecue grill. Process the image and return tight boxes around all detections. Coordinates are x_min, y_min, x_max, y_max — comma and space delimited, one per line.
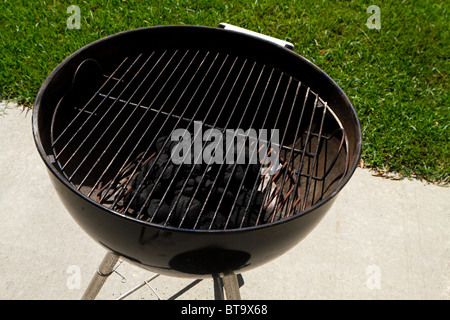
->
33, 24, 361, 299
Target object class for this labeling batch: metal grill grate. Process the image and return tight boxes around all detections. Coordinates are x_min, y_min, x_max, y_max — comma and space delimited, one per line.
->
50, 49, 349, 230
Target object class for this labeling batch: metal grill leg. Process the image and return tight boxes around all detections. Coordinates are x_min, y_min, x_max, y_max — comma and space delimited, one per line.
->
81, 251, 120, 300
222, 271, 241, 300
213, 274, 225, 300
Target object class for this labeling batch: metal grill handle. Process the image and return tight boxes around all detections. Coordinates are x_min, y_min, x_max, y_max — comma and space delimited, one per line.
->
218, 23, 294, 50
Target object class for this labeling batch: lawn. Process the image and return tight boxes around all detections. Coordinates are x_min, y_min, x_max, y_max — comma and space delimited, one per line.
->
0, 0, 448, 183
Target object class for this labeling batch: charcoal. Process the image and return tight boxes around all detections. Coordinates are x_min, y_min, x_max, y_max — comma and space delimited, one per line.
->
135, 170, 147, 188
123, 185, 147, 209
155, 136, 167, 152
160, 164, 175, 182
197, 211, 227, 230
172, 196, 202, 228
226, 190, 264, 228
174, 177, 194, 195
146, 199, 171, 224
263, 203, 283, 223
155, 136, 178, 154
124, 181, 163, 208
123, 133, 269, 229
223, 164, 244, 188
200, 176, 213, 189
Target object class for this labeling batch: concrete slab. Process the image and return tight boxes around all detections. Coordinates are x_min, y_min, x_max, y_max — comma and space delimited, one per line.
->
1, 102, 449, 300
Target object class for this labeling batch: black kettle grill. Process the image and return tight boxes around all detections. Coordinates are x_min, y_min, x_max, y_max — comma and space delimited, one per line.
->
32, 24, 361, 299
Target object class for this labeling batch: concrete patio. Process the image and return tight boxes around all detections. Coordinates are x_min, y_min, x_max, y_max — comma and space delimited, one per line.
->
0, 102, 448, 300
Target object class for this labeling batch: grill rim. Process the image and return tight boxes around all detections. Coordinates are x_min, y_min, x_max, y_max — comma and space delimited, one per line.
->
32, 25, 362, 234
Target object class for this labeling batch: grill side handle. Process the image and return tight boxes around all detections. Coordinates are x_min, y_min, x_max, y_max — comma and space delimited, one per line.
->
218, 23, 294, 50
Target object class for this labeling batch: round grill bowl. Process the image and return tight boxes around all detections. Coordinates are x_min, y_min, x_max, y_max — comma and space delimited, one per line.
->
33, 25, 362, 278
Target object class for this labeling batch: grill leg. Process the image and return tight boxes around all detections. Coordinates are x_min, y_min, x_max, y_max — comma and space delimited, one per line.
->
81, 251, 120, 300
222, 271, 241, 300
213, 274, 225, 300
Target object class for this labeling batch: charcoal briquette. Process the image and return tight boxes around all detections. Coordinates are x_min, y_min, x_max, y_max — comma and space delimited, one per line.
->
198, 211, 227, 230
174, 196, 202, 228
146, 198, 171, 224
124, 132, 267, 229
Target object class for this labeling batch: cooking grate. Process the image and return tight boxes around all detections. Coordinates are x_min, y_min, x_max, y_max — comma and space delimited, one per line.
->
50, 48, 348, 230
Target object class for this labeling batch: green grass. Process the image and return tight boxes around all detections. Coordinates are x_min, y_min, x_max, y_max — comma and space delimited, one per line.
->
0, 0, 448, 183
